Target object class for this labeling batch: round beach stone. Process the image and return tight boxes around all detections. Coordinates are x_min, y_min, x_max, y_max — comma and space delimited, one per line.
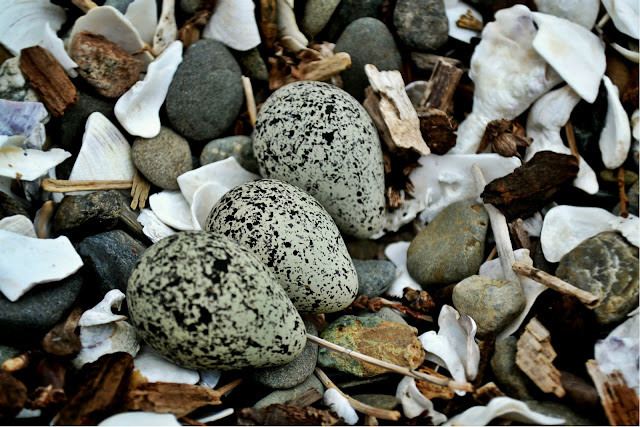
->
132, 126, 192, 190
335, 18, 402, 100
206, 179, 358, 313
127, 231, 306, 370
254, 373, 325, 409
323, 0, 385, 41
393, 0, 449, 51
353, 259, 396, 298
490, 336, 535, 400
200, 135, 258, 173
253, 81, 386, 239
407, 200, 488, 287
556, 232, 639, 325
302, 0, 342, 37
166, 40, 243, 141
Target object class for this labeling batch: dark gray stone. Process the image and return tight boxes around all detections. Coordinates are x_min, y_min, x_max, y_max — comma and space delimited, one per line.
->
525, 400, 598, 425
302, 0, 342, 37
490, 336, 535, 400
250, 319, 318, 389
351, 394, 399, 410
254, 373, 325, 409
353, 259, 396, 298
358, 307, 408, 325
77, 229, 147, 299
453, 275, 525, 337
324, 0, 385, 41
335, 18, 402, 101
393, 0, 449, 51
234, 48, 269, 82
0, 192, 28, 220
132, 126, 192, 190
0, 272, 83, 345
104, 0, 134, 13
200, 135, 258, 173
556, 232, 639, 325
407, 199, 488, 287
166, 40, 243, 141
180, 0, 204, 14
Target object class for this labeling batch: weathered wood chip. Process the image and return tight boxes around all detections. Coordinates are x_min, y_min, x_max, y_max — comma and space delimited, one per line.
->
177, 9, 213, 50
42, 307, 83, 357
285, 389, 323, 408
586, 359, 639, 426
415, 366, 455, 400
472, 382, 506, 405
417, 107, 458, 155
126, 382, 223, 418
419, 58, 463, 112
259, 0, 277, 50
237, 404, 341, 426
0, 370, 28, 420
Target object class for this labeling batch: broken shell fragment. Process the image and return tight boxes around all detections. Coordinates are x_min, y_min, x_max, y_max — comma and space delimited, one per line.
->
0, 99, 48, 149
137, 208, 176, 243
419, 330, 467, 395
79, 289, 127, 327
595, 312, 639, 393
601, 0, 639, 39
437, 305, 480, 381
98, 412, 181, 426
0, 215, 36, 238
533, 0, 599, 29
0, 230, 83, 302
124, 0, 157, 45
444, 0, 483, 43
384, 241, 422, 298
190, 182, 229, 230
153, 0, 178, 56
115, 40, 183, 138
0, 144, 71, 181
396, 376, 447, 423
323, 389, 358, 425
148, 190, 194, 230
599, 76, 631, 169
202, 0, 261, 52
443, 396, 565, 426
277, 0, 308, 52
133, 345, 200, 384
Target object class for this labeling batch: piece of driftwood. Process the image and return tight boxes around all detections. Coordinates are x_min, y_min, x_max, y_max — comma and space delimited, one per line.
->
53, 352, 133, 425
237, 404, 341, 426
417, 107, 458, 155
259, 0, 277, 50
131, 171, 151, 210
364, 64, 430, 156
516, 318, 565, 398
617, 167, 629, 218
415, 366, 455, 400
473, 382, 506, 405
411, 53, 461, 72
0, 370, 27, 420
72, 0, 98, 12
285, 389, 323, 408
1, 353, 32, 373
481, 151, 578, 220
34, 200, 55, 238
586, 360, 640, 426
177, 9, 213, 49
457, 10, 483, 31
419, 59, 463, 112
42, 307, 83, 357
42, 178, 133, 192
19, 46, 78, 117
269, 52, 351, 91
512, 262, 600, 308
508, 218, 531, 250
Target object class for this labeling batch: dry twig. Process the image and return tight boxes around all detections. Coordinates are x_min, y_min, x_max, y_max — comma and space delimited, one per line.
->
242, 76, 258, 127
42, 178, 133, 192
618, 167, 629, 218
131, 171, 151, 210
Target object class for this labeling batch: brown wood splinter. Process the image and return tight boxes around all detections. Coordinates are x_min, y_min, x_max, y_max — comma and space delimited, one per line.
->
586, 359, 640, 426
131, 171, 151, 210
42, 178, 133, 193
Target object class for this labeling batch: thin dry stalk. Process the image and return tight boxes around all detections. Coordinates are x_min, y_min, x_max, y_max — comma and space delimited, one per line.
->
72, 0, 98, 13
564, 121, 580, 164
485, 246, 497, 263
242, 76, 257, 127
314, 367, 401, 421
618, 167, 629, 218
457, 10, 483, 31
42, 178, 133, 192
216, 378, 243, 396
131, 171, 151, 210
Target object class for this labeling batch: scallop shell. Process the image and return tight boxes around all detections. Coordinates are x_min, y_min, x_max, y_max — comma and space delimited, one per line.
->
0, 230, 83, 302
133, 345, 200, 384
152, 0, 178, 56
124, 0, 157, 45
396, 377, 447, 423
0, 214, 36, 238
114, 40, 183, 138
600, 76, 631, 169
533, 0, 599, 28
202, 0, 261, 51
601, 0, 639, 39
148, 190, 194, 230
443, 397, 565, 426
384, 241, 422, 298
444, 0, 483, 43
324, 389, 358, 425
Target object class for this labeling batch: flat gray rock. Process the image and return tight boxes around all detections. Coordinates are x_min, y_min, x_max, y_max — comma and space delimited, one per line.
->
353, 259, 396, 298
393, 0, 449, 51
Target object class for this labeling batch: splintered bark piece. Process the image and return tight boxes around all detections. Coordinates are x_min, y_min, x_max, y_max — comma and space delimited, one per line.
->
457, 10, 483, 31
419, 58, 463, 112
237, 404, 341, 426
42, 178, 133, 192
177, 9, 212, 49
42, 307, 83, 357
364, 64, 430, 156
481, 151, 579, 220
508, 218, 531, 250
363, 87, 393, 150
586, 360, 639, 426
291, 52, 351, 83
0, 370, 28, 420
259, 0, 277, 50
417, 107, 457, 154
19, 46, 78, 117
617, 167, 629, 218
512, 262, 600, 308
473, 382, 506, 405
415, 366, 455, 400
411, 53, 461, 72
54, 352, 133, 425
131, 171, 151, 210
471, 164, 520, 284
516, 318, 565, 398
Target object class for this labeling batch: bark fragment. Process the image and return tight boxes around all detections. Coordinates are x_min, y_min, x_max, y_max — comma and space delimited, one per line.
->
472, 382, 506, 405
0, 370, 28, 420
42, 307, 83, 357
586, 359, 639, 426
126, 382, 224, 418
237, 404, 341, 426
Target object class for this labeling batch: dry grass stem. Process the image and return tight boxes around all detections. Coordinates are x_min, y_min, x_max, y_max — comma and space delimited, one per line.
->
242, 76, 258, 127
42, 178, 133, 192
131, 171, 151, 210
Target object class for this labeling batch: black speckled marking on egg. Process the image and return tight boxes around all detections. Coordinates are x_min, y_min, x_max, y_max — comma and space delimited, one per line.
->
126, 231, 306, 370
206, 179, 358, 314
253, 81, 386, 239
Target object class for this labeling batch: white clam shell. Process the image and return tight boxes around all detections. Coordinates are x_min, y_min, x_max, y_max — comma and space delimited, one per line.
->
601, 0, 639, 39
149, 190, 194, 230
396, 376, 447, 423
133, 345, 199, 384
595, 312, 639, 393
277, 0, 308, 52
0, 214, 36, 238
409, 153, 521, 223
125, 0, 158, 45
600, 76, 631, 169
0, 230, 83, 302
137, 208, 176, 243
190, 181, 229, 230
70, 6, 154, 70
152, 0, 178, 56
540, 205, 639, 262
531, 12, 606, 103
115, 40, 183, 138
323, 389, 358, 425
374, 196, 425, 239
79, 289, 127, 326
443, 396, 565, 426
419, 330, 467, 396
384, 241, 422, 298
98, 412, 180, 426
203, 0, 261, 51
525, 85, 599, 194
533, 0, 599, 29
451, 5, 562, 154
479, 248, 547, 341
444, 0, 483, 43
437, 305, 480, 381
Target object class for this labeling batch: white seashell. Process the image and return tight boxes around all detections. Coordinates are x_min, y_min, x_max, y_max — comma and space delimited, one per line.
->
0, 145, 70, 182
444, 0, 483, 43
632, 109, 640, 140
384, 241, 422, 298
153, 0, 178, 56
533, 0, 599, 28
443, 396, 565, 426
202, 0, 261, 51
70, 6, 154, 70
99, 412, 181, 426
595, 312, 639, 393
190, 182, 230, 230
480, 249, 547, 341
16, 408, 41, 419
610, 42, 639, 63
0, 214, 36, 238
373, 196, 425, 239
323, 389, 358, 425
68, 112, 135, 193
198, 370, 222, 389
419, 331, 467, 396
115, 40, 183, 138
0, 0, 77, 77
451, 5, 562, 154
531, 12, 606, 103
521, 212, 543, 237
405, 81, 429, 106
408, 153, 520, 223
125, 0, 158, 45
540, 205, 639, 262
149, 190, 194, 230
177, 156, 259, 205
599, 76, 631, 169
277, 0, 308, 52
525, 85, 599, 194
437, 305, 480, 381
396, 376, 447, 423
0, 230, 83, 302
601, 0, 639, 39
196, 408, 234, 424
137, 208, 177, 243
0, 99, 48, 149
79, 289, 127, 327
133, 345, 200, 384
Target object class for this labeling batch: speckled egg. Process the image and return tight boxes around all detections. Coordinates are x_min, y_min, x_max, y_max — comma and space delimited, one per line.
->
253, 81, 386, 239
205, 179, 358, 314
126, 231, 306, 370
